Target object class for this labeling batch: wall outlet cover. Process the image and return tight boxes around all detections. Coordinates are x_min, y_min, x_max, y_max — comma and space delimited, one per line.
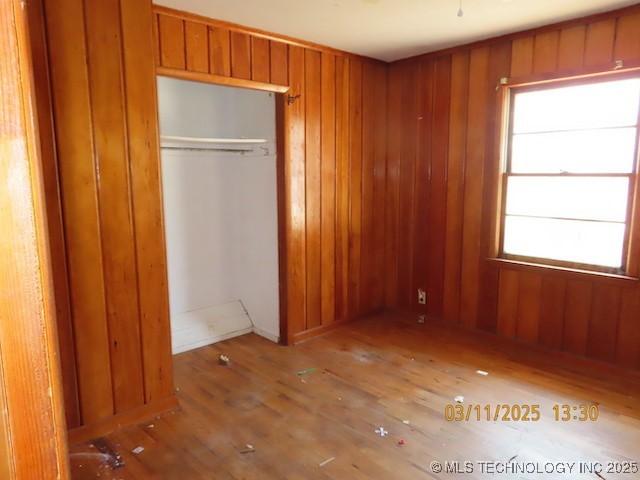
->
418, 289, 427, 305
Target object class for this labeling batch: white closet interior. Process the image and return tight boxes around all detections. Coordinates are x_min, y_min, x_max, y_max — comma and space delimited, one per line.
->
157, 77, 280, 354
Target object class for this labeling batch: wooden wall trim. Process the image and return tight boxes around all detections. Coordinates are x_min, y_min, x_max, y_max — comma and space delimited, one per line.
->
290, 317, 357, 344
68, 395, 178, 445
0, 0, 70, 476
392, 3, 640, 65
153, 4, 371, 60
157, 66, 289, 92
391, 307, 640, 381
489, 258, 639, 288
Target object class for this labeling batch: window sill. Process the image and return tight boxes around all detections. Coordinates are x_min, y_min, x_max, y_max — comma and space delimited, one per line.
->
487, 257, 640, 286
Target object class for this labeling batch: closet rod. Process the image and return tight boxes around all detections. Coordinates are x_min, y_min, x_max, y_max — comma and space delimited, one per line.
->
160, 146, 254, 153
160, 135, 268, 144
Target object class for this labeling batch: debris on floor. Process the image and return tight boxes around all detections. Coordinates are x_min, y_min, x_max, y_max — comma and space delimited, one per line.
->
218, 354, 230, 366
402, 420, 410, 425
319, 456, 335, 467
240, 444, 255, 454
375, 426, 389, 437
397, 439, 406, 446
296, 367, 317, 377
69, 452, 121, 472
92, 438, 125, 469
454, 395, 464, 403
131, 446, 145, 455
476, 370, 489, 376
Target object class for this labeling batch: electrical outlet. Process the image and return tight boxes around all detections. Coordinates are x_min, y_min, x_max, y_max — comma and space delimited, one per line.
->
418, 289, 427, 305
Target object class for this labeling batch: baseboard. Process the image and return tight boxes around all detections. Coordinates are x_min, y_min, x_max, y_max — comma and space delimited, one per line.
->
385, 307, 640, 380
290, 318, 353, 344
68, 394, 179, 445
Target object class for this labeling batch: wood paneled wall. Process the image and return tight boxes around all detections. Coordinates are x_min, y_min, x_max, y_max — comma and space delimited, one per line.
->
33, 0, 175, 433
34, 1, 387, 436
386, 6, 640, 370
153, 7, 388, 343
36, 0, 640, 441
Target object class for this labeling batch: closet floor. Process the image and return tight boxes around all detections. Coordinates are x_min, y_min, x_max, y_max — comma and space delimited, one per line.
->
70, 311, 640, 479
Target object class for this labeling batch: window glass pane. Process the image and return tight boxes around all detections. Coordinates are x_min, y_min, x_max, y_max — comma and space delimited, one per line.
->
511, 127, 637, 173
503, 216, 625, 268
513, 78, 640, 134
505, 177, 629, 222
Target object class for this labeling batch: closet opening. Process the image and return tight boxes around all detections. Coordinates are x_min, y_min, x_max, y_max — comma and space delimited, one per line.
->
156, 76, 287, 354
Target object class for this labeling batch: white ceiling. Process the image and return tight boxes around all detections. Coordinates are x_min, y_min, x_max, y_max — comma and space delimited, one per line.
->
155, 0, 638, 62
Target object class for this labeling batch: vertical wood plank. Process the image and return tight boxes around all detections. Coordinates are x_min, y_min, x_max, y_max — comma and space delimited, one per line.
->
510, 36, 533, 77
348, 58, 363, 318
152, 13, 160, 66
496, 269, 519, 338
335, 56, 350, 321
185, 21, 208, 73
584, 19, 616, 66
360, 61, 376, 314
320, 52, 336, 326
372, 62, 388, 310
158, 14, 185, 69
276, 93, 287, 342
120, 0, 174, 402
0, 1, 71, 473
285, 46, 306, 334
43, 0, 114, 423
459, 47, 489, 328
563, 280, 593, 356
396, 62, 418, 310
588, 284, 621, 362
411, 59, 434, 314
538, 276, 567, 350
557, 25, 586, 71
428, 56, 451, 319
614, 12, 640, 62
84, 0, 144, 413
304, 49, 321, 330
442, 52, 469, 323
230, 31, 251, 79
533, 30, 559, 74
384, 64, 401, 308
516, 272, 542, 343
617, 286, 640, 368
270, 41, 288, 86
209, 27, 231, 76
251, 36, 270, 83
27, 0, 81, 428
477, 41, 511, 333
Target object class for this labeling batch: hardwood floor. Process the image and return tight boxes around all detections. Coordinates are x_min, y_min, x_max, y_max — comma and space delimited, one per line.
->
70, 311, 640, 479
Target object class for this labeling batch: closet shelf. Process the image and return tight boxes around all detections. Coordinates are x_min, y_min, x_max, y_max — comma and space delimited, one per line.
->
160, 135, 268, 145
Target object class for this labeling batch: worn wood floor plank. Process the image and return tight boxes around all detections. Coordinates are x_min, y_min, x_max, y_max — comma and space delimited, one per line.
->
70, 312, 640, 479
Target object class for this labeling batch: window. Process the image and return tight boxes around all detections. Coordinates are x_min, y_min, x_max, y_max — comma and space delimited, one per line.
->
500, 76, 640, 273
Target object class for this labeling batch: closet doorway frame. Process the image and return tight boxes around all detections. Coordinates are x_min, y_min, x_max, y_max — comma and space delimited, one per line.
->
155, 69, 291, 345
